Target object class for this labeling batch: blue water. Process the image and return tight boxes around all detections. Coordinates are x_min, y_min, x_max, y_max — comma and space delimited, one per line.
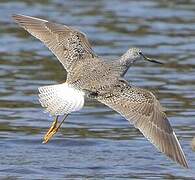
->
0, 0, 195, 179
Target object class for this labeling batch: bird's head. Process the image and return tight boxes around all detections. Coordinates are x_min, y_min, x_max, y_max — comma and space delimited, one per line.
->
120, 47, 163, 67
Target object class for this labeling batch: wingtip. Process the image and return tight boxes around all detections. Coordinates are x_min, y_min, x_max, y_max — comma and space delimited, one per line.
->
177, 152, 189, 169
180, 155, 189, 169
183, 162, 189, 169
12, 14, 48, 24
12, 14, 28, 24
172, 132, 189, 169
179, 158, 189, 169
12, 13, 24, 20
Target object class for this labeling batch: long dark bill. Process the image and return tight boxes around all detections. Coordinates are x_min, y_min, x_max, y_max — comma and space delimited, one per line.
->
139, 52, 163, 64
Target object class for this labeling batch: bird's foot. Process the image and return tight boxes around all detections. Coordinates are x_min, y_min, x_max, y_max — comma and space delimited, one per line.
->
43, 114, 68, 144
43, 116, 59, 144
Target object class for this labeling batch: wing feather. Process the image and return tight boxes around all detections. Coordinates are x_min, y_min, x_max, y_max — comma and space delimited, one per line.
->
98, 83, 188, 168
12, 14, 97, 72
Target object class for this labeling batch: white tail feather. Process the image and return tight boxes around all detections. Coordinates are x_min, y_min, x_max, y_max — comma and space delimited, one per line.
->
38, 83, 85, 116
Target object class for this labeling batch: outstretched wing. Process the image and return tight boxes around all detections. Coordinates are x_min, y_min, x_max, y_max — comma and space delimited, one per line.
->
12, 14, 97, 72
97, 82, 188, 168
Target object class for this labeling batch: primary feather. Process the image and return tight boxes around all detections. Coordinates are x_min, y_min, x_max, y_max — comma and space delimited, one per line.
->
97, 81, 188, 168
12, 14, 97, 72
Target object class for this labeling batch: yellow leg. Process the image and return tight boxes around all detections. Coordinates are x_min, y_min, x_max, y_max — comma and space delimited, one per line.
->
43, 114, 68, 144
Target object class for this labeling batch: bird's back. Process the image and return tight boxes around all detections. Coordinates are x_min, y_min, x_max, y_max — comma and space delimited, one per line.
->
66, 57, 122, 93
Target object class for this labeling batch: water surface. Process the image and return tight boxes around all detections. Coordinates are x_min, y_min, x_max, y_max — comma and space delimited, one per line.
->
0, 0, 195, 179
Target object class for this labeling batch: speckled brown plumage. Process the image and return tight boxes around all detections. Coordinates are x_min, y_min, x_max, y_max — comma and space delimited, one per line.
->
13, 14, 188, 168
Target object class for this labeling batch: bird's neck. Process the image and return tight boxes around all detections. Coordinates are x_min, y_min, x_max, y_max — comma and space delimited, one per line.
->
118, 54, 134, 76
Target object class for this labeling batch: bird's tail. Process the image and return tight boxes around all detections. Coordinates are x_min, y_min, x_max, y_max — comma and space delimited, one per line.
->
38, 83, 85, 116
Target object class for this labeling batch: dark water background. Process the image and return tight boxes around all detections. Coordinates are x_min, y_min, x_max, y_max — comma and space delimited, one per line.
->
0, 0, 195, 179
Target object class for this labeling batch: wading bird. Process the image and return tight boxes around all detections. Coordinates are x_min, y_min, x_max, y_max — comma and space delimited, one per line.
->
13, 14, 188, 168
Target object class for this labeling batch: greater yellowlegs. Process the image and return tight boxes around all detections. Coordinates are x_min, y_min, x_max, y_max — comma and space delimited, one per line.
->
13, 14, 188, 168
